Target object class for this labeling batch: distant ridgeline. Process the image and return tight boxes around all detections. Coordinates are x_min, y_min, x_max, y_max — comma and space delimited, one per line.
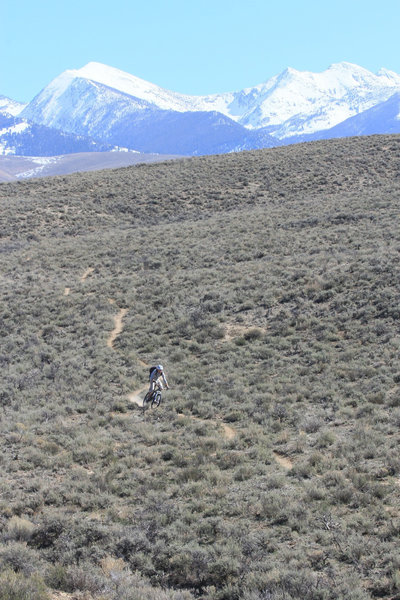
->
0, 61, 400, 165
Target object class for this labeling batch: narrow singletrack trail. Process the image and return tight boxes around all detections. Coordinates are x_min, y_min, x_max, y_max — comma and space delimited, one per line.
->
222, 323, 266, 342
105, 300, 149, 401
63, 274, 246, 442
107, 303, 128, 349
221, 423, 236, 440
62, 266, 93, 296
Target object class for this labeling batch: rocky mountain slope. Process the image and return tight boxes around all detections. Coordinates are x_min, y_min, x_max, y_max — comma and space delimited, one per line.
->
0, 112, 125, 157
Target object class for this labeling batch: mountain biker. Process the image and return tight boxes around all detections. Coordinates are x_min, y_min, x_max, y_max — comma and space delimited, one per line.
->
147, 364, 169, 399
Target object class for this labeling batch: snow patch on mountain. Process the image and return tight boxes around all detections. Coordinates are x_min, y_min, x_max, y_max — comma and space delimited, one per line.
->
0, 120, 30, 138
0, 95, 27, 116
376, 68, 400, 85
16, 156, 61, 179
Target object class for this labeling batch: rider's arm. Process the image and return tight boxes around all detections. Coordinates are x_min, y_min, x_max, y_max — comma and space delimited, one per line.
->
162, 372, 169, 388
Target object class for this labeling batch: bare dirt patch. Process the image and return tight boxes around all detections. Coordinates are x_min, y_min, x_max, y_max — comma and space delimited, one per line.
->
273, 452, 294, 470
222, 323, 266, 342
223, 324, 254, 340
50, 592, 75, 600
80, 267, 94, 281
221, 423, 236, 439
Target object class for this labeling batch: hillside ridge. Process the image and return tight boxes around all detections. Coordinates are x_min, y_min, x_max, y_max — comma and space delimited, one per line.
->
1, 134, 399, 600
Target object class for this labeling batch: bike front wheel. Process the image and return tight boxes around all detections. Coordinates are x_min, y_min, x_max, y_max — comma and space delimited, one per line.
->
152, 391, 162, 407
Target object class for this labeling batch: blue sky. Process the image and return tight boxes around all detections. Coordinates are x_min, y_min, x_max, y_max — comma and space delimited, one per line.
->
2, 0, 400, 102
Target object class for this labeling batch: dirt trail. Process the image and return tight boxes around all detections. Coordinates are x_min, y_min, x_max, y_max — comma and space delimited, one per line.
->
106, 300, 148, 401
272, 452, 293, 470
107, 305, 128, 349
80, 267, 94, 281
221, 423, 236, 439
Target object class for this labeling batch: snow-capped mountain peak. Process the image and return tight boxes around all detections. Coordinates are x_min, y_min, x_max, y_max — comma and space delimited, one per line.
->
239, 61, 400, 134
78, 62, 163, 90
71, 61, 202, 112
376, 67, 400, 85
10, 60, 400, 160
75, 62, 169, 101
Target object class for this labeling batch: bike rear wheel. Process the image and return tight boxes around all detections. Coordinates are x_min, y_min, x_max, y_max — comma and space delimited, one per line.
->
143, 392, 152, 409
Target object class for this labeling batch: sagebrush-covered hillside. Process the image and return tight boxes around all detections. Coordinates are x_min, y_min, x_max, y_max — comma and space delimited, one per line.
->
1, 135, 400, 600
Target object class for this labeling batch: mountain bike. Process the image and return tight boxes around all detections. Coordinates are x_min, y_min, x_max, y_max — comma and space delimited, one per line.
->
143, 383, 163, 411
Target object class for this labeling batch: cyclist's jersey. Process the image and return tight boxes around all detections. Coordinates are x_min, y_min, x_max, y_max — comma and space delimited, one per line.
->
149, 369, 168, 388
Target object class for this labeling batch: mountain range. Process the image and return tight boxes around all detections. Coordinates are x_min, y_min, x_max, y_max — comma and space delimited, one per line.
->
1, 61, 400, 177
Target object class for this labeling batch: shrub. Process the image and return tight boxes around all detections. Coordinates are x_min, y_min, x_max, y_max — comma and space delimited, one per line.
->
0, 569, 49, 600
315, 430, 335, 448
44, 563, 69, 591
0, 542, 42, 576
301, 416, 323, 433
5, 516, 35, 542
244, 328, 263, 341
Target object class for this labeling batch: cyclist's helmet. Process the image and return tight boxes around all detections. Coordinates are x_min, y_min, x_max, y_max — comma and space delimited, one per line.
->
156, 364, 164, 371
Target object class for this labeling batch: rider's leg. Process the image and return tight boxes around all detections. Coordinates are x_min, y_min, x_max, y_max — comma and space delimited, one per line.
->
147, 380, 155, 398
155, 377, 164, 390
